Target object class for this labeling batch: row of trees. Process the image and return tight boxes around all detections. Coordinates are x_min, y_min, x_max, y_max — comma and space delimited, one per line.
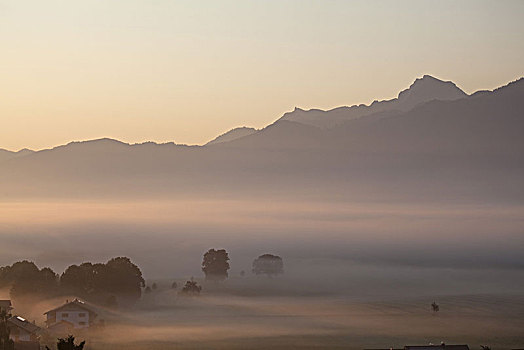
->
0, 257, 144, 305
142, 250, 284, 296
0, 250, 282, 302
202, 250, 284, 281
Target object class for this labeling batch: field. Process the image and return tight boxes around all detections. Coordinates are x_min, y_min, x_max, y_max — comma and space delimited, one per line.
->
34, 268, 524, 350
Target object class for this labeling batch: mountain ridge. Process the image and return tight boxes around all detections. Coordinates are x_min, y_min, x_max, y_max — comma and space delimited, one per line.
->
0, 148, 35, 163
206, 127, 258, 145
0, 74, 522, 202
277, 74, 468, 129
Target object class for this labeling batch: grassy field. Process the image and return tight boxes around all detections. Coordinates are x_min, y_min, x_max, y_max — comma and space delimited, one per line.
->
64, 292, 524, 350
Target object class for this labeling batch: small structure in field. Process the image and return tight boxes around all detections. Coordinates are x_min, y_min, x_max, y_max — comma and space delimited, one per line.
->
7, 315, 42, 342
44, 298, 97, 330
431, 301, 440, 313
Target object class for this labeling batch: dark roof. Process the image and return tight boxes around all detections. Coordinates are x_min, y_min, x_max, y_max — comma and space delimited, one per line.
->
405, 346, 469, 350
7, 316, 42, 334
44, 298, 97, 316
365, 346, 469, 350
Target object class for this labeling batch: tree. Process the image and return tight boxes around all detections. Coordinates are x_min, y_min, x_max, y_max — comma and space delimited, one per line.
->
152, 283, 158, 290
60, 257, 145, 302
46, 335, 85, 350
101, 257, 145, 300
180, 278, 202, 295
252, 254, 284, 276
144, 286, 152, 294
0, 310, 14, 350
171, 281, 178, 290
60, 263, 98, 297
202, 249, 230, 281
0, 261, 59, 300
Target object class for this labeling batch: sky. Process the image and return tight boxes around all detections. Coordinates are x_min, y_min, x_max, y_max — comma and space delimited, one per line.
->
0, 0, 523, 151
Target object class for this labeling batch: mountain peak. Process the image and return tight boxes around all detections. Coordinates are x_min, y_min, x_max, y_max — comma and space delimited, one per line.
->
278, 74, 468, 128
396, 75, 467, 109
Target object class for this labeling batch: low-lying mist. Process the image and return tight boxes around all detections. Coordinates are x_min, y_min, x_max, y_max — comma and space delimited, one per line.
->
1, 197, 523, 276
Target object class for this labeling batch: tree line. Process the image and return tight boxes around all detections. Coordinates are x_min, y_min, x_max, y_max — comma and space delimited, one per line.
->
0, 250, 283, 303
0, 257, 144, 306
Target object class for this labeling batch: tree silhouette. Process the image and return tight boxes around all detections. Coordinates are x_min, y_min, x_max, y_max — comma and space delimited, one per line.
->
0, 258, 145, 304
202, 249, 230, 281
60, 257, 145, 301
144, 286, 152, 294
0, 261, 59, 300
180, 278, 202, 295
60, 263, 99, 297
171, 281, 178, 289
152, 283, 157, 290
102, 257, 145, 299
46, 335, 85, 350
252, 254, 284, 276
0, 310, 14, 350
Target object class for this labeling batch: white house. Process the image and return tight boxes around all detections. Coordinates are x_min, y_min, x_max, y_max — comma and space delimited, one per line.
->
7, 315, 41, 342
44, 298, 97, 330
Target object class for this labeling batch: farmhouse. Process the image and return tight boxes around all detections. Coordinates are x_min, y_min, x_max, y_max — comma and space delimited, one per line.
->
7, 315, 41, 342
44, 298, 97, 330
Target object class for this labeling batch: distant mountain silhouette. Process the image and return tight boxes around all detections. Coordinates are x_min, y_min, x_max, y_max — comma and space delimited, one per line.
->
278, 75, 467, 128
0, 148, 34, 163
206, 127, 258, 145
0, 75, 522, 202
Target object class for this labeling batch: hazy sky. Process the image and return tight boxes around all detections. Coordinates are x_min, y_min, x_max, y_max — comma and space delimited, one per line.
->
1, 0, 523, 151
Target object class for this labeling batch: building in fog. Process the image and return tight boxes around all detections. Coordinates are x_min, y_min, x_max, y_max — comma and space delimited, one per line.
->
44, 298, 98, 330
7, 315, 41, 342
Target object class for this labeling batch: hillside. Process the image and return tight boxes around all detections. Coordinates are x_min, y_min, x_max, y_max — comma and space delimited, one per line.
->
0, 76, 522, 202
206, 127, 258, 145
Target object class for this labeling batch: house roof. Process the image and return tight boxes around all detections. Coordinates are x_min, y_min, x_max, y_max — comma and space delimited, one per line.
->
8, 316, 42, 334
365, 346, 469, 350
44, 298, 97, 316
405, 346, 469, 350
0, 300, 13, 309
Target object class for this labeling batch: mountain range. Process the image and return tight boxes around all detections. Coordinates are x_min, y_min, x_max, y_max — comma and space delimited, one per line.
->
1, 75, 523, 202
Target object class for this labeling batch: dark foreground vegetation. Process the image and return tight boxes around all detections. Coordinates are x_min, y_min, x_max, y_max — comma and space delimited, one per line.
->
0, 257, 145, 306
0, 250, 284, 307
